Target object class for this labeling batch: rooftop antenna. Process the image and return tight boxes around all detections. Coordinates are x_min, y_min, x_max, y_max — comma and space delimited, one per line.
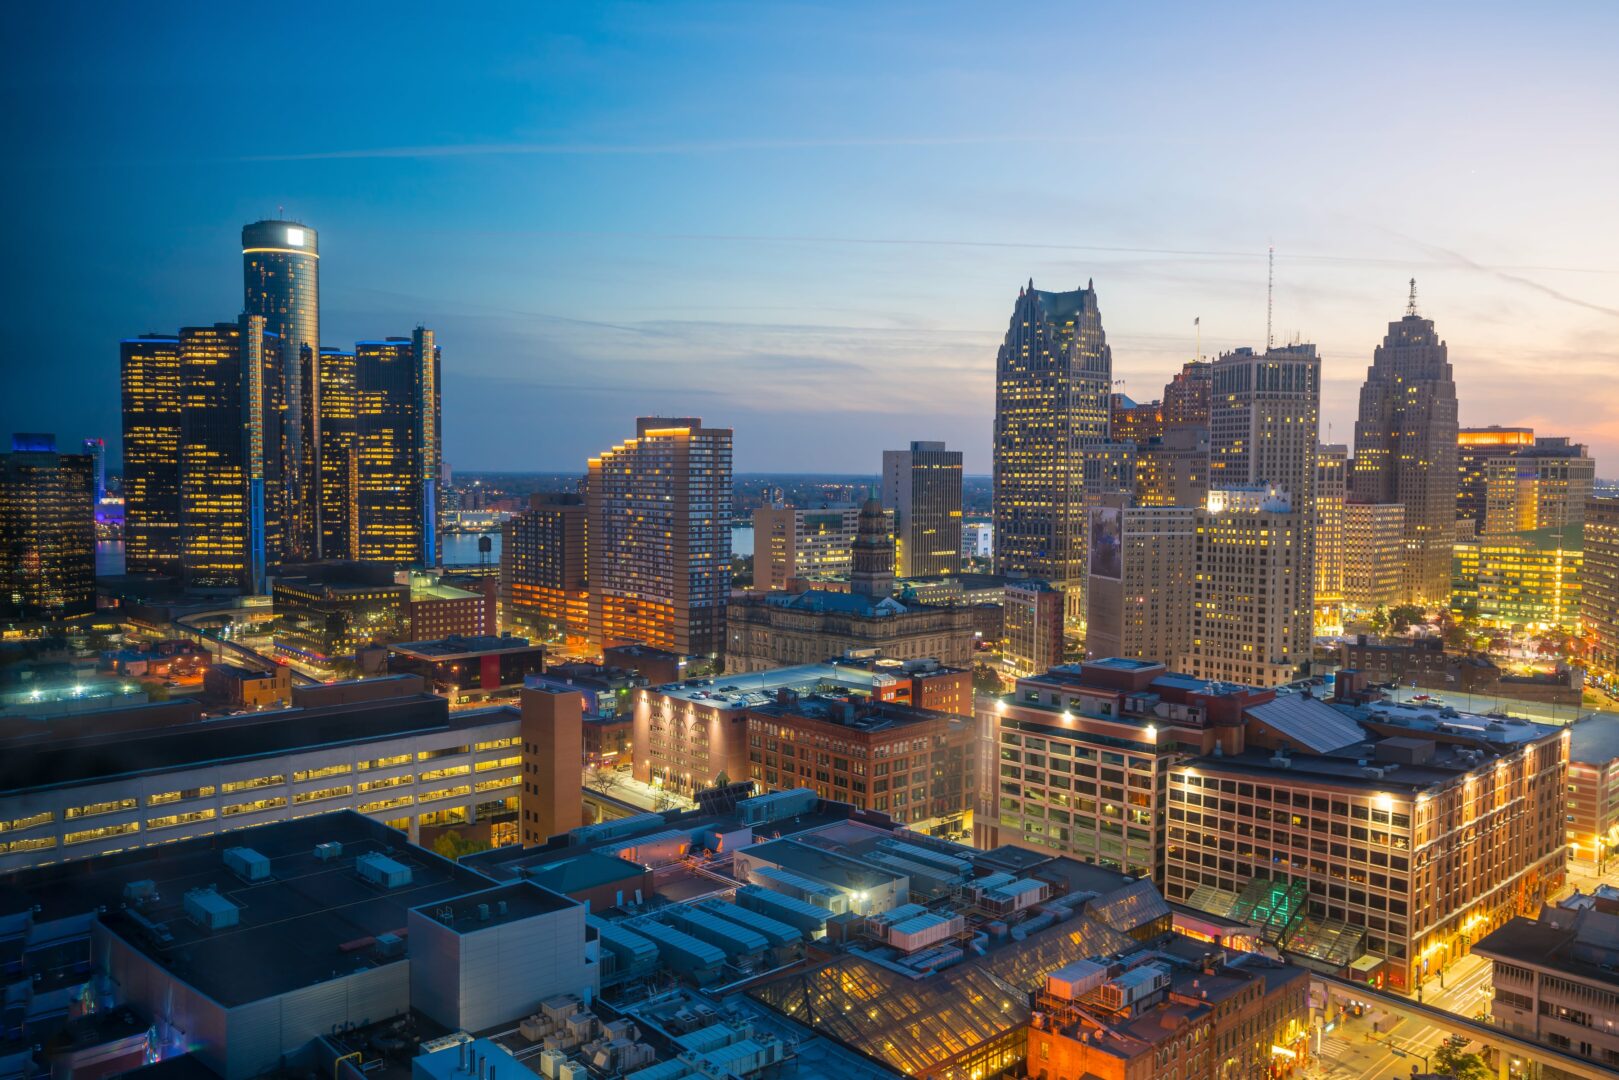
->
1194, 316, 1201, 363
277, 204, 285, 219
1406, 278, 1419, 317
1265, 245, 1275, 351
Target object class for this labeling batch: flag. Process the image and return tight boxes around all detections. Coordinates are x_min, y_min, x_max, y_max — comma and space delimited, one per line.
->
1194, 316, 1200, 326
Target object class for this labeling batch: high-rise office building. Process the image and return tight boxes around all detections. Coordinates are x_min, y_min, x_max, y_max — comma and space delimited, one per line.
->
1480, 437, 1595, 538
1183, 488, 1309, 687
355, 329, 442, 569
0, 434, 96, 619
1457, 426, 1535, 531
1132, 426, 1208, 508
82, 438, 106, 504
177, 316, 283, 593
501, 492, 589, 648
1315, 444, 1348, 629
1161, 359, 1213, 426
588, 417, 732, 659
1343, 500, 1406, 610
1002, 579, 1065, 677
317, 346, 359, 559
1085, 503, 1197, 665
1108, 394, 1163, 444
751, 505, 865, 592
121, 333, 183, 575
1206, 343, 1319, 674
992, 281, 1112, 617
243, 219, 321, 559
1350, 285, 1459, 606
1585, 498, 1619, 676
882, 441, 962, 577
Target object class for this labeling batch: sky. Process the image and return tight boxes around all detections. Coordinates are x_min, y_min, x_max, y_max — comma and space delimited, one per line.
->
5, 2, 1618, 474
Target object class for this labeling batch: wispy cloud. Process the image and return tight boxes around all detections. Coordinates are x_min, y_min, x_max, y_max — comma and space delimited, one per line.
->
1386, 232, 1619, 318
236, 134, 1089, 163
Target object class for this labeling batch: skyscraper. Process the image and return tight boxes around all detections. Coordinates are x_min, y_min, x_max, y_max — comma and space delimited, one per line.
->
1183, 487, 1309, 686
1343, 500, 1406, 610
992, 281, 1112, 616
1350, 283, 1459, 606
0, 434, 96, 619
1315, 444, 1348, 630
121, 333, 183, 575
501, 491, 588, 647
1207, 343, 1320, 657
1583, 498, 1619, 676
1084, 501, 1196, 665
81, 438, 106, 504
1457, 426, 1535, 532
317, 346, 359, 559
243, 219, 320, 558
354, 329, 442, 568
588, 417, 733, 659
177, 316, 282, 593
882, 440, 962, 577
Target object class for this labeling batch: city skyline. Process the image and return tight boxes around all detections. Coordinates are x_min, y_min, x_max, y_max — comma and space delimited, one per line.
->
7, 4, 1618, 474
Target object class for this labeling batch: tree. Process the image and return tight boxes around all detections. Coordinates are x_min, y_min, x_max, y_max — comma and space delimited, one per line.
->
1431, 1042, 1488, 1079
1388, 604, 1426, 633
1369, 605, 1391, 636
972, 664, 1005, 695
431, 830, 488, 861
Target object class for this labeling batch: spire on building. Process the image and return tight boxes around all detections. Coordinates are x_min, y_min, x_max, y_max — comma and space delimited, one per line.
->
1406, 278, 1419, 317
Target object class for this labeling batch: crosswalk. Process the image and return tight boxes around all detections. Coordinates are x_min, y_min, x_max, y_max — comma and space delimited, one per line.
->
1317, 1036, 1357, 1067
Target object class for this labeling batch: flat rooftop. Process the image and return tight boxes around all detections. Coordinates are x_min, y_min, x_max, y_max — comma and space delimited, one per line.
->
0, 694, 509, 796
747, 695, 950, 733
388, 635, 538, 660
1569, 715, 1619, 765
0, 812, 498, 1007
740, 838, 906, 891
1184, 744, 1491, 793
412, 881, 575, 932
1351, 699, 1562, 745
650, 664, 892, 711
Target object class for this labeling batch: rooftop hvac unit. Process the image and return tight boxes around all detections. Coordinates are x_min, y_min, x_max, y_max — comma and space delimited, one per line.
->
1046, 959, 1109, 999
183, 888, 240, 930
356, 852, 413, 888
373, 932, 406, 958
538, 1050, 568, 1079
123, 880, 158, 905
314, 842, 344, 861
737, 787, 817, 826
223, 847, 270, 881
1093, 965, 1170, 1011
557, 1062, 587, 1080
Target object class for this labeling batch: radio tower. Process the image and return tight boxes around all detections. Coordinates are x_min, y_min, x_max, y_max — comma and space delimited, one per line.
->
1266, 244, 1275, 351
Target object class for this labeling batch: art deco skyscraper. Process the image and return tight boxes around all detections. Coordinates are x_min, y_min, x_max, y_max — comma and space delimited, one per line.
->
588, 417, 732, 659
992, 281, 1112, 615
849, 494, 895, 598
1350, 283, 1459, 606
0, 434, 96, 619
882, 441, 962, 577
177, 316, 282, 593
121, 333, 183, 575
354, 329, 442, 568
243, 219, 320, 558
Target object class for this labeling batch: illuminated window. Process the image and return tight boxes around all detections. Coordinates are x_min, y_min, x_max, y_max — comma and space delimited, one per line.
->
221, 775, 284, 794
64, 821, 140, 845
65, 799, 138, 820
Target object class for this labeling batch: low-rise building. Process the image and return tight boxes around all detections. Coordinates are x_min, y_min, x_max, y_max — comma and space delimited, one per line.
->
203, 663, 291, 710
0, 812, 594, 1080
1567, 716, 1619, 871
743, 693, 975, 838
386, 635, 546, 701
726, 589, 978, 673
633, 662, 923, 797
0, 688, 523, 871
1476, 903, 1619, 1073
823, 653, 973, 716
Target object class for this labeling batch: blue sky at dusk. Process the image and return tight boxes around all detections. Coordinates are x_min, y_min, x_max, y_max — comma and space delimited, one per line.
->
6, 2, 1618, 473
